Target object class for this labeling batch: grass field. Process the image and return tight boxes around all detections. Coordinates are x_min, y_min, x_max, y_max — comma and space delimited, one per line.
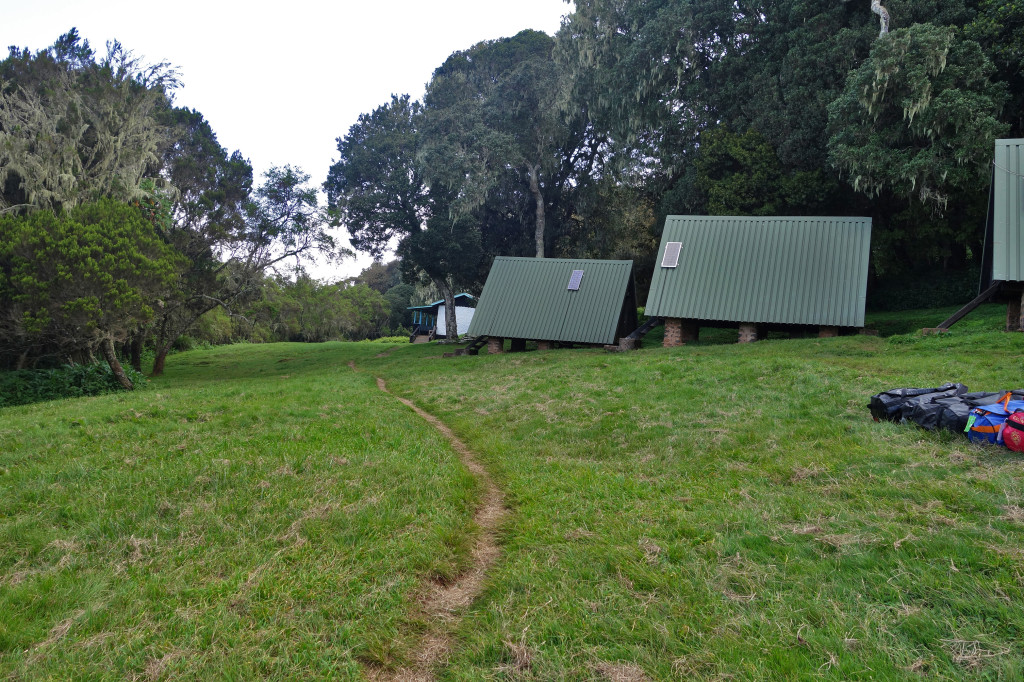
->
2, 304, 1023, 680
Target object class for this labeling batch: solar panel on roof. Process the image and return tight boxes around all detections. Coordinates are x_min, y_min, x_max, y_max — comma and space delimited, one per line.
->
662, 242, 682, 268
567, 269, 584, 290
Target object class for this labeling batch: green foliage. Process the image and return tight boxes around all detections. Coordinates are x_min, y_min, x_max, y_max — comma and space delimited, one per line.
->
966, 0, 1024, 135
325, 95, 426, 259
867, 266, 981, 311
233, 276, 391, 343
421, 30, 584, 257
0, 199, 183, 364
827, 24, 1009, 209
383, 283, 416, 331
0, 362, 147, 408
352, 260, 401, 294
0, 29, 179, 213
696, 127, 839, 216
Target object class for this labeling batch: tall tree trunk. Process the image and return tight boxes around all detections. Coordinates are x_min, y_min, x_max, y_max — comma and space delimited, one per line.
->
150, 304, 215, 376
527, 163, 546, 258
433, 276, 458, 341
129, 328, 146, 372
152, 349, 167, 376
100, 336, 134, 390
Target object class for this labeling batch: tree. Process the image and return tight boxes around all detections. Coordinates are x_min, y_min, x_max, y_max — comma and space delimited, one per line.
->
325, 95, 426, 259
0, 199, 182, 386
826, 23, 1009, 273
149, 165, 335, 374
420, 30, 587, 258
144, 107, 254, 372
351, 260, 401, 294
695, 127, 838, 217
326, 95, 475, 340
827, 24, 1008, 211
0, 29, 179, 214
966, 0, 1024, 136
383, 283, 415, 331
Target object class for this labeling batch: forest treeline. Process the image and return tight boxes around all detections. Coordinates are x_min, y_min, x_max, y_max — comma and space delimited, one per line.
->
2, 1, 1022, 385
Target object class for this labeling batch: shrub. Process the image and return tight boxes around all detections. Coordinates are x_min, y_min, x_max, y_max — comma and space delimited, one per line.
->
867, 267, 980, 312
0, 363, 147, 408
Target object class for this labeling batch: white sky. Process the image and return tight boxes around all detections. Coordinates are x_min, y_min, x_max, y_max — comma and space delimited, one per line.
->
2, 0, 573, 281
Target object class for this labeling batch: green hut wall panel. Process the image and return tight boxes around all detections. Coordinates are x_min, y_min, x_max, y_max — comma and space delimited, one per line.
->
645, 216, 872, 328
991, 138, 1024, 283
467, 257, 637, 345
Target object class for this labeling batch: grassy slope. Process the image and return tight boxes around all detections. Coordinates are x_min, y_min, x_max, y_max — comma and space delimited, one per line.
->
0, 343, 479, 679
1, 304, 1022, 680
358, 304, 1024, 680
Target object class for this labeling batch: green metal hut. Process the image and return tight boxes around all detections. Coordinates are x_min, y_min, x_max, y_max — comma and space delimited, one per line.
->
645, 215, 872, 345
936, 139, 1024, 331
982, 138, 1024, 330
467, 257, 638, 352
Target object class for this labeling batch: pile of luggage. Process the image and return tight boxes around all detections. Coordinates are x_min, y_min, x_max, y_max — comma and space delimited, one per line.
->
869, 384, 1024, 450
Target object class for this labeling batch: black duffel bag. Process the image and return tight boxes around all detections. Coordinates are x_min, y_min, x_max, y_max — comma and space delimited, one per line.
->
868, 384, 966, 422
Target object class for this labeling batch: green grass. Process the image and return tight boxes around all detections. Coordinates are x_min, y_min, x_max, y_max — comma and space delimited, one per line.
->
0, 343, 479, 678
3, 304, 1023, 680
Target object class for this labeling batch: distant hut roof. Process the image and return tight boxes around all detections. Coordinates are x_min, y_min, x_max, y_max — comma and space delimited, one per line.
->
645, 215, 872, 328
985, 138, 1024, 285
406, 293, 476, 313
467, 257, 637, 345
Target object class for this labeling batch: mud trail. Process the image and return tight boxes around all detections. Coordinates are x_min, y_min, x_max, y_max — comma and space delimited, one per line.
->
367, 375, 507, 682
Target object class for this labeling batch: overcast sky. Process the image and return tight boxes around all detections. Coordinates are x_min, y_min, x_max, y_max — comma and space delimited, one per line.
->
2, 0, 574, 280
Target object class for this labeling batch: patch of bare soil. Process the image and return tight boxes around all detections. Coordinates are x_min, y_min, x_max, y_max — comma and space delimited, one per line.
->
367, 376, 508, 682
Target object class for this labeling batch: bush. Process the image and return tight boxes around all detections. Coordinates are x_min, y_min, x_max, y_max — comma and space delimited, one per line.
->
0, 363, 147, 408
867, 267, 980, 312
359, 335, 411, 344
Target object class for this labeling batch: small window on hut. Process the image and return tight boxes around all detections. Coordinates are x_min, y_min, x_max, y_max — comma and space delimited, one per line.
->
567, 269, 584, 291
662, 242, 682, 268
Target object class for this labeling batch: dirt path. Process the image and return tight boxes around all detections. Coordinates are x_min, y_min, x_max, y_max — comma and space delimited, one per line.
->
366, 374, 507, 682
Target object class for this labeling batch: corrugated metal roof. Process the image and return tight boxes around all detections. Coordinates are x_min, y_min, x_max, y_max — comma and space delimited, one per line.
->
991, 139, 1024, 283
407, 293, 475, 312
645, 216, 872, 327
467, 257, 635, 344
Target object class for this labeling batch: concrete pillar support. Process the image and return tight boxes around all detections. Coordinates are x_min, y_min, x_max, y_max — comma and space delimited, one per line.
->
663, 318, 683, 347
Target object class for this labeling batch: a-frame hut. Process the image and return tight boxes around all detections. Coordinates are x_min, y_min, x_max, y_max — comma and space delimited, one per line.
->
931, 139, 1024, 332
645, 215, 872, 345
467, 257, 638, 352
980, 138, 1024, 331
